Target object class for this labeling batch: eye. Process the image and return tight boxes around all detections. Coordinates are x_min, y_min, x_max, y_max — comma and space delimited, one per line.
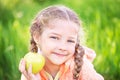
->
67, 40, 75, 43
50, 36, 59, 40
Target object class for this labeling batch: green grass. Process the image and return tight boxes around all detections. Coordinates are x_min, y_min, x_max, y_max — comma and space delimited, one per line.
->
0, 0, 120, 80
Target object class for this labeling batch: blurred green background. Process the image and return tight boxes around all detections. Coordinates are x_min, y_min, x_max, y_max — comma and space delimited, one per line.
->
0, 0, 120, 80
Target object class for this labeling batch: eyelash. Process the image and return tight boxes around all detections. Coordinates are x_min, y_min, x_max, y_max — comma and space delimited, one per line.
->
50, 36, 59, 40
50, 36, 75, 43
67, 40, 75, 43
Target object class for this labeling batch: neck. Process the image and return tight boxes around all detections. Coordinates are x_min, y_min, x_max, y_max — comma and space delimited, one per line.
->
44, 58, 60, 78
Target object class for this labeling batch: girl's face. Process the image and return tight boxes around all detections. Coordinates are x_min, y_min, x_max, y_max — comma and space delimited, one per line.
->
37, 19, 79, 65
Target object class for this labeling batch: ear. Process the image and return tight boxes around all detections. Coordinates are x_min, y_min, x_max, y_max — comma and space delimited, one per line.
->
33, 32, 40, 44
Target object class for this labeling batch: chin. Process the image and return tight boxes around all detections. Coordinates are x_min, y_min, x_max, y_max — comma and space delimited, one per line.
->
52, 60, 65, 65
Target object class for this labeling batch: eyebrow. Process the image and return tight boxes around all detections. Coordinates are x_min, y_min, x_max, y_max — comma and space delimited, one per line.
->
49, 32, 61, 36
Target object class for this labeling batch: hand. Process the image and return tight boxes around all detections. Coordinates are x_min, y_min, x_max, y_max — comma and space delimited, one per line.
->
83, 46, 96, 62
19, 58, 41, 80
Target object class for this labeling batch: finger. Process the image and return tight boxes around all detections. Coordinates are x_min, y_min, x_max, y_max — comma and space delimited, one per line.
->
28, 65, 42, 80
19, 58, 30, 79
28, 64, 34, 78
19, 58, 25, 72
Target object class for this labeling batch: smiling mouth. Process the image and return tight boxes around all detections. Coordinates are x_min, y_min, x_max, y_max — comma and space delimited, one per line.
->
53, 52, 67, 57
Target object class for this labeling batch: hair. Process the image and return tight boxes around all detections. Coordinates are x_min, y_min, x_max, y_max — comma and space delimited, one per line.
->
29, 5, 85, 80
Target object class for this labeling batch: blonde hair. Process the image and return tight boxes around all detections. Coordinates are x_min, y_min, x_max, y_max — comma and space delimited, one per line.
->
30, 5, 85, 80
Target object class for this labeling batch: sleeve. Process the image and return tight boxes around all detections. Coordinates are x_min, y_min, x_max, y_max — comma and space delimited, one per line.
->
79, 47, 104, 80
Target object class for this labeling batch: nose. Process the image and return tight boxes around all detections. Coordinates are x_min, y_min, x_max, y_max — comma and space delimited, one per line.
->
58, 41, 68, 51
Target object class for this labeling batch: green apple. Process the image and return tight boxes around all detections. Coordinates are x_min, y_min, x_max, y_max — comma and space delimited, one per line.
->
24, 52, 45, 74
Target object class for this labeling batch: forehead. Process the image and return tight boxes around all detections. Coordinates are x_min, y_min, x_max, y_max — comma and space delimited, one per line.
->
46, 19, 79, 34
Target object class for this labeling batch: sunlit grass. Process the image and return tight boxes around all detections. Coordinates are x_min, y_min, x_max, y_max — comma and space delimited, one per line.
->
0, 0, 120, 80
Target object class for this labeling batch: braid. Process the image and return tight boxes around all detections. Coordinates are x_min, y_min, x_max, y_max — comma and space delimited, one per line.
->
73, 43, 85, 80
30, 37, 38, 53
30, 18, 42, 53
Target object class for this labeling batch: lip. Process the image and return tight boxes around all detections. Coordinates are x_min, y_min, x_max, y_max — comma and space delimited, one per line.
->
53, 52, 67, 56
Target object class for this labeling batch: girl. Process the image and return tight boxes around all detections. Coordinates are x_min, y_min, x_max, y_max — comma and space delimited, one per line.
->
19, 5, 104, 80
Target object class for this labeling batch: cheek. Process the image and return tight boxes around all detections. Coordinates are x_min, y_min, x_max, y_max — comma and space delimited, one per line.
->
44, 40, 56, 48
69, 46, 75, 55
40, 39, 56, 52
